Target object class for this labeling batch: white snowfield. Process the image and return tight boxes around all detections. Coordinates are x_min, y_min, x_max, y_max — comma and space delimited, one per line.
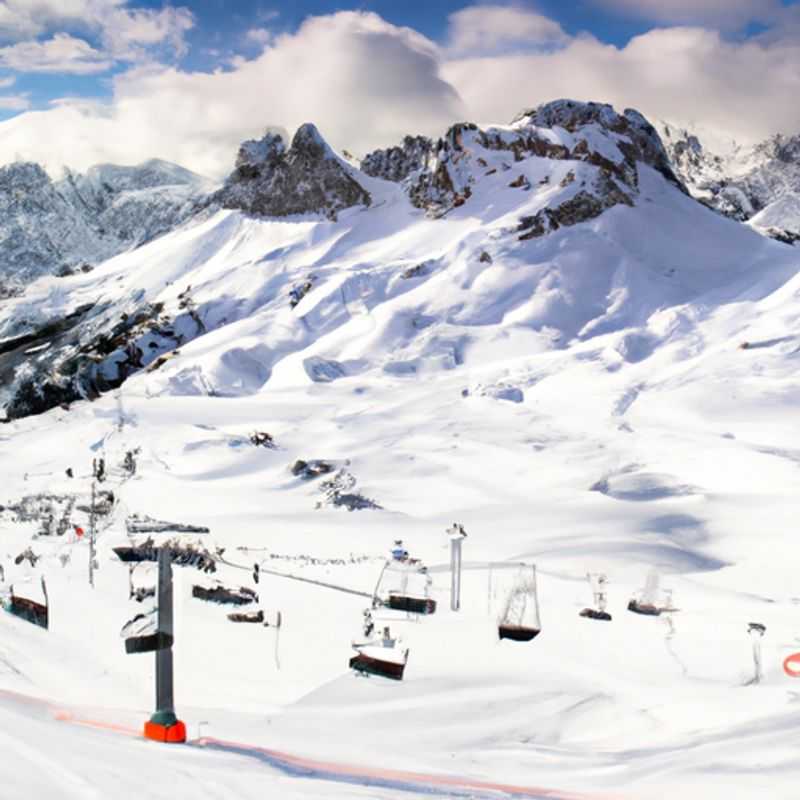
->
1, 113, 800, 800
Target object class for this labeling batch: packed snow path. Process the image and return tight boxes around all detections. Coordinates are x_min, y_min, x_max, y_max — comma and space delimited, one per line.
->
0, 687, 604, 800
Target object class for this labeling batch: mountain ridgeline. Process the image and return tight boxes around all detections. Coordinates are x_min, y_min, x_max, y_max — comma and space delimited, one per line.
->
0, 99, 796, 422
660, 122, 800, 241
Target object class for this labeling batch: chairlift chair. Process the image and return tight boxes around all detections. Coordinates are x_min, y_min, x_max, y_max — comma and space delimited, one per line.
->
6, 576, 48, 630
373, 558, 437, 616
497, 564, 541, 642
349, 628, 409, 680
580, 572, 612, 621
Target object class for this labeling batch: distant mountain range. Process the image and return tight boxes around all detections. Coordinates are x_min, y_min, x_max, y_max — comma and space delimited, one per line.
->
659, 122, 800, 242
0, 158, 212, 295
2, 108, 800, 302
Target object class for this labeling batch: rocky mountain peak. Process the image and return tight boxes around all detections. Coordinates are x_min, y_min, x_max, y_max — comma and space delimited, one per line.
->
214, 124, 371, 220
0, 161, 51, 189
289, 122, 332, 158
661, 122, 800, 239
512, 100, 681, 189
234, 132, 285, 178
0, 157, 207, 291
363, 99, 683, 221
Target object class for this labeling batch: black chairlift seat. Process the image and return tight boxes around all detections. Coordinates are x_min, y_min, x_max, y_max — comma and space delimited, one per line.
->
124, 630, 173, 654
349, 651, 407, 680
227, 610, 264, 624
8, 595, 48, 629
498, 624, 540, 642
386, 595, 436, 615
627, 599, 661, 617
580, 608, 613, 621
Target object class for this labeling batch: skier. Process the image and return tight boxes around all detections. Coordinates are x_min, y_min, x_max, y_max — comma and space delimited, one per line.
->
362, 608, 374, 638
391, 540, 408, 561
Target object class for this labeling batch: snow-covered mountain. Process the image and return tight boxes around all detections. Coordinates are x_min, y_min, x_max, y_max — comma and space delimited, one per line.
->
4, 100, 800, 799
0, 99, 730, 420
0, 158, 211, 294
660, 121, 800, 242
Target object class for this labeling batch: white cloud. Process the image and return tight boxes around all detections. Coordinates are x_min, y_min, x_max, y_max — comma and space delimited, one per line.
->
244, 28, 273, 48
443, 23, 800, 144
0, 1, 124, 40
0, 11, 464, 177
0, 33, 111, 73
0, 5, 799, 177
0, 92, 27, 109
591, 0, 781, 28
446, 5, 568, 55
99, 5, 194, 60
0, 75, 14, 88
0, 1, 193, 69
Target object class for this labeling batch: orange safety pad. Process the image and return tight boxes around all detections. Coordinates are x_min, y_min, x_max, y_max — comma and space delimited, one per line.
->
144, 719, 186, 743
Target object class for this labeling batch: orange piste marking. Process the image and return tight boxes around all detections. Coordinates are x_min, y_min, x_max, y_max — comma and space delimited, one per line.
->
195, 735, 623, 800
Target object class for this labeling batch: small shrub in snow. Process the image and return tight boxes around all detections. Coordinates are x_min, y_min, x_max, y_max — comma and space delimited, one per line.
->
316, 469, 382, 511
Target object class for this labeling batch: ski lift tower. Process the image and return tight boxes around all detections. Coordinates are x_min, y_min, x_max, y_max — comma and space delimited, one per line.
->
447, 523, 467, 612
124, 548, 186, 743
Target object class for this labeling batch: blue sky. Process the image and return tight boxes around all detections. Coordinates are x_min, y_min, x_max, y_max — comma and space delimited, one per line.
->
0, 0, 799, 175
5, 0, 799, 118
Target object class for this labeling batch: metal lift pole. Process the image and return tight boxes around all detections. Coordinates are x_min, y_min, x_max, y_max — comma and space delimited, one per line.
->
89, 462, 96, 589
143, 548, 185, 742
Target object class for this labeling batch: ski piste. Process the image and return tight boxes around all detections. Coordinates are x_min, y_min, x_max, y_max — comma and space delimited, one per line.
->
0, 686, 611, 800
3, 97, 800, 800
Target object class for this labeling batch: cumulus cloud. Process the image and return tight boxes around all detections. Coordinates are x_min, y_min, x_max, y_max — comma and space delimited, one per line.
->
0, 4, 799, 176
592, 0, 781, 28
0, 0, 193, 69
445, 5, 568, 55
0, 11, 464, 177
0, 1, 118, 40
442, 22, 800, 143
0, 92, 27, 109
0, 33, 112, 73
244, 28, 273, 48
100, 5, 194, 60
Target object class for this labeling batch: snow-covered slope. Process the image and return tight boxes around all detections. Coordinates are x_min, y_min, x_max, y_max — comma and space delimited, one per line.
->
2, 100, 800, 800
661, 121, 800, 241
0, 158, 211, 292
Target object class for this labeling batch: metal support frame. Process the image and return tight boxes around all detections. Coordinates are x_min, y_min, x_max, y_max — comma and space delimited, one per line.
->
450, 536, 463, 612
151, 547, 177, 726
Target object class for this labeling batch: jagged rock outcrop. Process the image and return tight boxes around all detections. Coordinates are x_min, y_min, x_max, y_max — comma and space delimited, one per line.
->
661, 123, 800, 239
214, 124, 371, 220
0, 159, 209, 290
363, 99, 684, 219
1, 291, 207, 421
360, 135, 433, 182
512, 101, 683, 190
517, 173, 634, 241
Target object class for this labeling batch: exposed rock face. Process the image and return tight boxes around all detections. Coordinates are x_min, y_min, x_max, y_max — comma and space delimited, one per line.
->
360, 135, 433, 182
661, 123, 800, 239
363, 99, 684, 218
1, 289, 208, 421
214, 124, 371, 220
513, 101, 683, 189
0, 159, 209, 290
518, 177, 634, 242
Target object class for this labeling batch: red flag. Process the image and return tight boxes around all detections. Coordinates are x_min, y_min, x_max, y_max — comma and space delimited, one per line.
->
74, 526, 84, 538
